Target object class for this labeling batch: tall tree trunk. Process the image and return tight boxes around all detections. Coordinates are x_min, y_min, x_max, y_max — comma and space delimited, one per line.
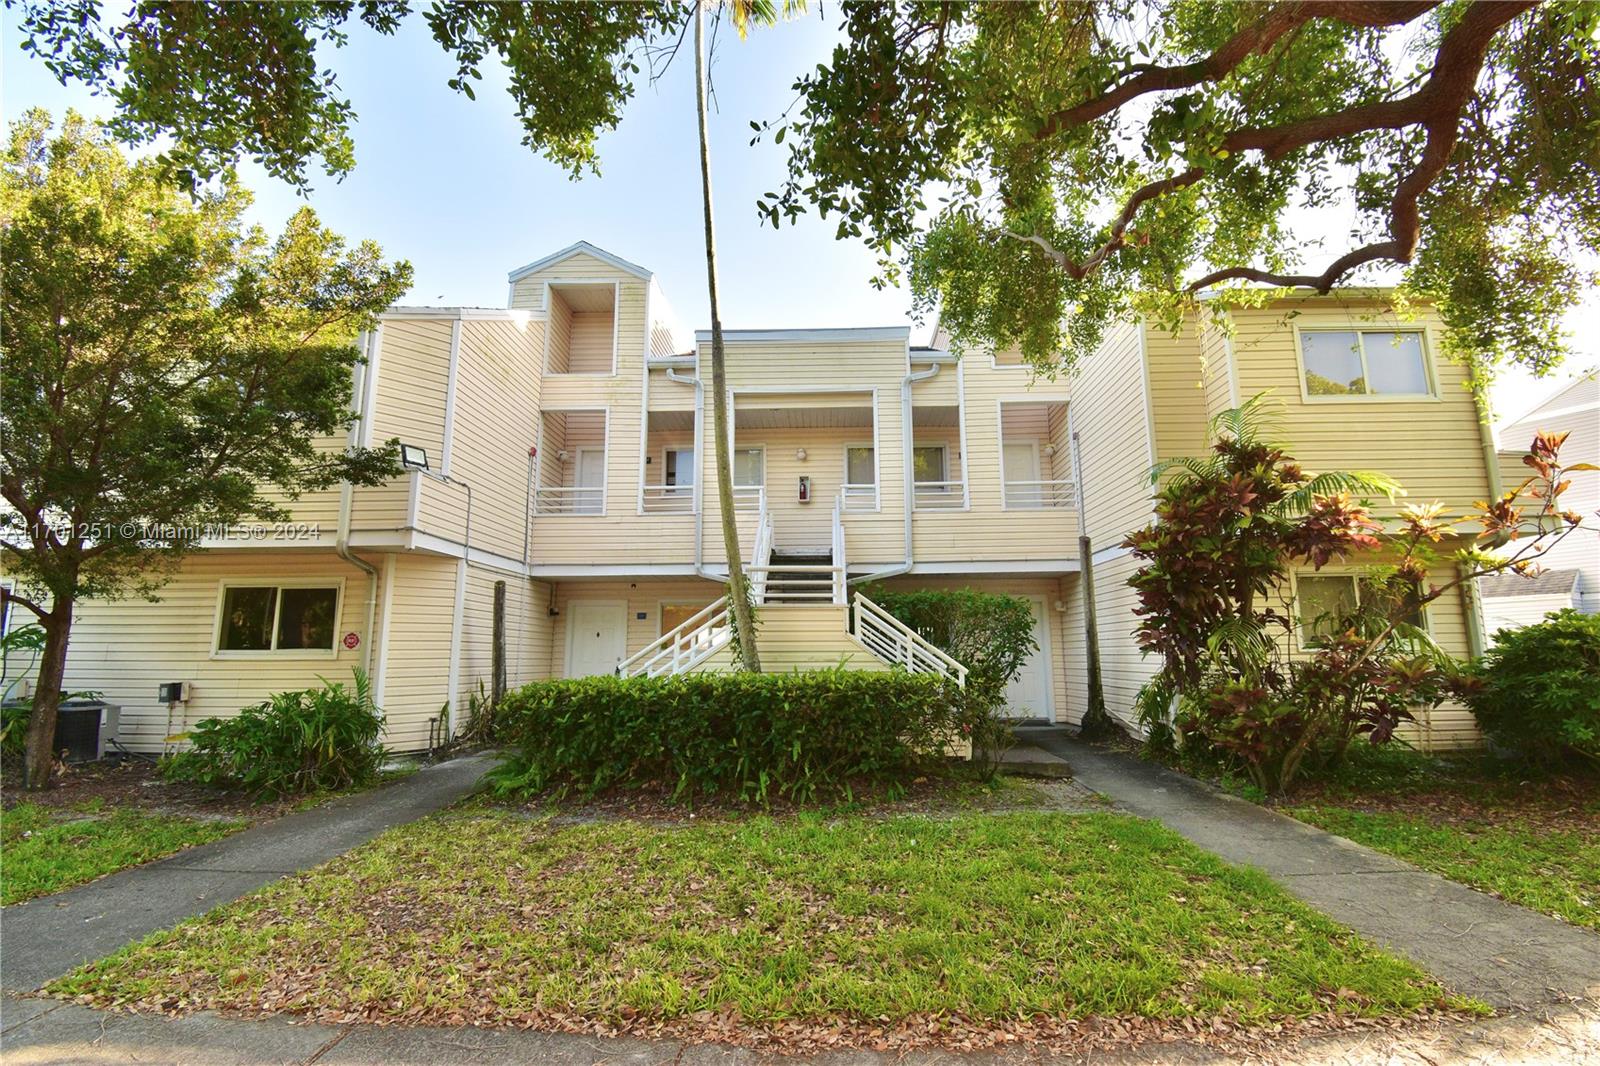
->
22, 596, 73, 790
695, 2, 761, 671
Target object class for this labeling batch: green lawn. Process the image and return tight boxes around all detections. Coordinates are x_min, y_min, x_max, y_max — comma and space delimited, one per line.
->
2, 802, 242, 905
54, 810, 1465, 1040
1288, 806, 1600, 931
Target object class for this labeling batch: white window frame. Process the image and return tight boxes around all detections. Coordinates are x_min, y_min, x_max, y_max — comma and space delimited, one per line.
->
842, 442, 877, 485
731, 444, 766, 490
211, 578, 345, 660
912, 443, 948, 485
1293, 325, 1438, 404
1289, 568, 1430, 651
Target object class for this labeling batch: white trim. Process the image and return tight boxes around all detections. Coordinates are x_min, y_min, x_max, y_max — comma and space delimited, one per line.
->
446, 558, 467, 734
531, 563, 705, 578
1292, 323, 1439, 403
637, 281, 653, 515
693, 327, 909, 344
1005, 594, 1056, 721
506, 241, 653, 283
396, 530, 533, 575
611, 280, 621, 375
1288, 566, 1432, 651
1502, 397, 1600, 432
1091, 542, 1136, 565
210, 578, 346, 660
894, 559, 1081, 575
439, 318, 463, 476
381, 307, 533, 323
405, 468, 422, 529
372, 554, 397, 708
562, 599, 630, 677
955, 359, 971, 510
1136, 319, 1158, 478
358, 325, 383, 448
1222, 315, 1241, 408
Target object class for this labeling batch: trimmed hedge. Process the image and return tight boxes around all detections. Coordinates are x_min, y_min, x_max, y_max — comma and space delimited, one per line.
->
488, 669, 965, 802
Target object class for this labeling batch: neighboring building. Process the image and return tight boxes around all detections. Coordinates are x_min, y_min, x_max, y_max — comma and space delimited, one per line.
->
1478, 569, 1581, 637
1486, 374, 1600, 626
30, 243, 1508, 752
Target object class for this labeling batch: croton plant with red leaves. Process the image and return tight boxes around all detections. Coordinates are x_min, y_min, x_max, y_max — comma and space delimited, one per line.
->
1124, 399, 1595, 795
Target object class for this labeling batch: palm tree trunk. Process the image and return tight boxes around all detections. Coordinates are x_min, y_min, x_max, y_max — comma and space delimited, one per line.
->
694, 1, 761, 671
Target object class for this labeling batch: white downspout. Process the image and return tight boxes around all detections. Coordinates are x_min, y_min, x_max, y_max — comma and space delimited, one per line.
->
337, 329, 381, 676
856, 361, 942, 584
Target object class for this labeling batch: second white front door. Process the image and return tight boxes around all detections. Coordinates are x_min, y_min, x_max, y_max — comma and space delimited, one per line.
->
574, 448, 605, 514
566, 600, 627, 677
1003, 597, 1052, 719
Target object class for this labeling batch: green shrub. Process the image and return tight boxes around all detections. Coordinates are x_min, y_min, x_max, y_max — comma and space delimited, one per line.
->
856, 586, 1036, 769
488, 668, 965, 803
162, 670, 387, 798
1464, 610, 1600, 766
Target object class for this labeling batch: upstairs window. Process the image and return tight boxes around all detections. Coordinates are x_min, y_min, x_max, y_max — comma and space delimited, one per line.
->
217, 584, 339, 654
1300, 329, 1431, 399
845, 445, 875, 485
1294, 571, 1426, 648
733, 447, 765, 487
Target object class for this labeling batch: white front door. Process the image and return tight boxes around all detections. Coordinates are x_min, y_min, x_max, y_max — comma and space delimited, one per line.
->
566, 601, 627, 677
1003, 443, 1042, 508
1004, 597, 1052, 719
574, 448, 605, 514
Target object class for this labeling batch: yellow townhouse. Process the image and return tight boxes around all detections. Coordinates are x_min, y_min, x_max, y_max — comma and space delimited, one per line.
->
36, 243, 1509, 752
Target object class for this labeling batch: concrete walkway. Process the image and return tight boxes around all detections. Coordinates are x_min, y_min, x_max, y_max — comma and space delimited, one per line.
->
1016, 727, 1600, 1011
0, 752, 495, 993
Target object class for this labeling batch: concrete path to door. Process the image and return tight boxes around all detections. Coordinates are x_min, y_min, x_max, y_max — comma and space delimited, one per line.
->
0, 752, 495, 994
1017, 727, 1600, 1012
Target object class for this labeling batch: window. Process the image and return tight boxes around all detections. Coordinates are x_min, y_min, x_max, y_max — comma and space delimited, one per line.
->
664, 447, 694, 488
845, 445, 875, 485
217, 584, 339, 654
1300, 329, 1431, 398
913, 445, 947, 484
733, 447, 764, 487
1294, 572, 1426, 647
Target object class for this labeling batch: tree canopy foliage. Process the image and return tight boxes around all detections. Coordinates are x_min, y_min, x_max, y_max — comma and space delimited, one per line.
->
758, 0, 1599, 380
0, 109, 410, 786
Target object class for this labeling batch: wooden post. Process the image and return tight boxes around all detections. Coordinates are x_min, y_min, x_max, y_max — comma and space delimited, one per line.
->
492, 580, 507, 705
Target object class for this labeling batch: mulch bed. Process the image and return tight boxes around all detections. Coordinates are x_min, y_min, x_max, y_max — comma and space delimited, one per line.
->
1284, 769, 1600, 834
1, 758, 307, 824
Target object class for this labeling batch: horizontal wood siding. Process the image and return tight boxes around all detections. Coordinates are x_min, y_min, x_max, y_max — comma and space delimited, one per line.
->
58, 551, 380, 751
1068, 320, 1156, 545
1227, 300, 1494, 517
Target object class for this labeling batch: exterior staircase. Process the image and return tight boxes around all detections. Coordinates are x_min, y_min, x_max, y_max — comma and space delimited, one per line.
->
615, 488, 967, 687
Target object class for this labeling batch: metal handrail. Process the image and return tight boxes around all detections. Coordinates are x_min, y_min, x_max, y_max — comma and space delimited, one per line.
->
641, 484, 695, 513
912, 480, 965, 510
832, 490, 847, 604
534, 485, 604, 515
617, 595, 731, 677
851, 592, 968, 687
1003, 478, 1075, 509
840, 483, 877, 511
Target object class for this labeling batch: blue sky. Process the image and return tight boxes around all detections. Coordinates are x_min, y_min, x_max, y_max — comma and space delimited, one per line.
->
3, 9, 1592, 424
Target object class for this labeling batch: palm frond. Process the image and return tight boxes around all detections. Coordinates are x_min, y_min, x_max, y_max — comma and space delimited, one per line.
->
1209, 391, 1282, 446
1205, 616, 1274, 670
1279, 470, 1404, 515
1149, 453, 1225, 486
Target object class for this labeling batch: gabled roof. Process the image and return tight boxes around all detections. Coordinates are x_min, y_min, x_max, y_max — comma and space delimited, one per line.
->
1478, 568, 1580, 599
1502, 373, 1600, 432
506, 241, 653, 283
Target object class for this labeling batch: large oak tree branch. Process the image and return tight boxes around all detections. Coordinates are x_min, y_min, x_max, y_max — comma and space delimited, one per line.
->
1034, 1, 1440, 141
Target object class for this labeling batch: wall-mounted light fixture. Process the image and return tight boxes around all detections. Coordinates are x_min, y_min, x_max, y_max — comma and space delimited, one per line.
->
1042, 444, 1057, 459
399, 443, 430, 470
795, 448, 808, 462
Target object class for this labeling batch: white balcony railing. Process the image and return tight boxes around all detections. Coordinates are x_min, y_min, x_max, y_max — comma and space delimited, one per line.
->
641, 485, 694, 514
913, 480, 965, 510
841, 483, 878, 511
534, 485, 604, 515
1003, 479, 1075, 509
747, 564, 845, 605
731, 485, 766, 511
850, 593, 968, 687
